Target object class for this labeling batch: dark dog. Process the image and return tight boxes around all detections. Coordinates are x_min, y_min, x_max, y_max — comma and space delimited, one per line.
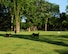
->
6, 33, 11, 37
32, 33, 39, 38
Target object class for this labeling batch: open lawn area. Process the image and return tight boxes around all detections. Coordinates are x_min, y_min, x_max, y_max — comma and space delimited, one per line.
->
0, 31, 68, 54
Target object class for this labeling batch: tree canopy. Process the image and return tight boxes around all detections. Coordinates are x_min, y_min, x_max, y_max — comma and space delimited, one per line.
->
0, 0, 68, 31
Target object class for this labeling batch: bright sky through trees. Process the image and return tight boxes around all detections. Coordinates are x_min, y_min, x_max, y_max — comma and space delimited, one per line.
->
47, 0, 68, 13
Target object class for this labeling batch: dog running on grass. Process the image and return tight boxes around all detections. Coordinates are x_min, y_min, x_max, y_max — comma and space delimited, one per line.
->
32, 33, 39, 38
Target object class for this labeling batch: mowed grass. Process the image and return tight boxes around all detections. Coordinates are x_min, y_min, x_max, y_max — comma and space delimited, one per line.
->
0, 31, 68, 54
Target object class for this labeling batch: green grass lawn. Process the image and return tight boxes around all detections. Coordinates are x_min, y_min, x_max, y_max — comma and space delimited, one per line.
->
0, 31, 68, 54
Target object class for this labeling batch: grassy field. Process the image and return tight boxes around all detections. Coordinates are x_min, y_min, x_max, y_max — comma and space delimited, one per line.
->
0, 31, 68, 54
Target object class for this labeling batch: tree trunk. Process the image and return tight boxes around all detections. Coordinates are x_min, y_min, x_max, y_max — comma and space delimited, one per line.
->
33, 26, 37, 31
45, 18, 48, 31
45, 23, 47, 31
30, 26, 37, 31
15, 16, 20, 33
13, 0, 20, 33
27, 27, 31, 32
11, 15, 14, 31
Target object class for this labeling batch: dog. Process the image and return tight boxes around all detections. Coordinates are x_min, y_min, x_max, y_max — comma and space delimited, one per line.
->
32, 33, 39, 38
6, 33, 11, 37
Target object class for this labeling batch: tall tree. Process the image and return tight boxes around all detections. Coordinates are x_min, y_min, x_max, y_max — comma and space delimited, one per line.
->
0, 0, 11, 31
36, 0, 51, 31
23, 0, 38, 31
60, 12, 68, 30
48, 4, 60, 30
6, 0, 29, 33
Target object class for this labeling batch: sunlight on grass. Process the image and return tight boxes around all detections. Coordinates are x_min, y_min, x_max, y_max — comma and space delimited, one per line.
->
0, 31, 68, 54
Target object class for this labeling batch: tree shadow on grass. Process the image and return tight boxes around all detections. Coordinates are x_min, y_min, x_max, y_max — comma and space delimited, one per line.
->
55, 49, 68, 54
59, 35, 68, 38
12, 34, 68, 47
0, 34, 6, 37
12, 34, 33, 40
0, 33, 68, 47
38, 37, 68, 47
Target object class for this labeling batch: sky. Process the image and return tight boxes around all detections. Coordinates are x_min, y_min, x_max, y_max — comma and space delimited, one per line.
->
47, 0, 68, 13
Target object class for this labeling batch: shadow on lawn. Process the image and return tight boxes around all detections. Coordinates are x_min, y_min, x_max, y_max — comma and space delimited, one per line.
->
0, 33, 68, 47
55, 49, 68, 54
59, 35, 68, 38
39, 36, 68, 47
0, 34, 6, 36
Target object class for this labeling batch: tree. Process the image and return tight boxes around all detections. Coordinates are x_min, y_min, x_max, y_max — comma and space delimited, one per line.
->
5, 0, 29, 33
60, 12, 68, 30
0, 0, 11, 31
0, 0, 61, 31
23, 0, 39, 31
48, 4, 60, 30
66, 5, 68, 14
36, 0, 51, 31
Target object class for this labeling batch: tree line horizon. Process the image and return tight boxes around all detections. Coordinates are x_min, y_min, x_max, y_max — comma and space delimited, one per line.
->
0, 0, 68, 32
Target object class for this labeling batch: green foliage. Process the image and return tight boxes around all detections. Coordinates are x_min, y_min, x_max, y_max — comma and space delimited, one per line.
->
20, 22, 27, 30
62, 20, 68, 26
1, 0, 68, 31
0, 3, 11, 31
66, 5, 68, 14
